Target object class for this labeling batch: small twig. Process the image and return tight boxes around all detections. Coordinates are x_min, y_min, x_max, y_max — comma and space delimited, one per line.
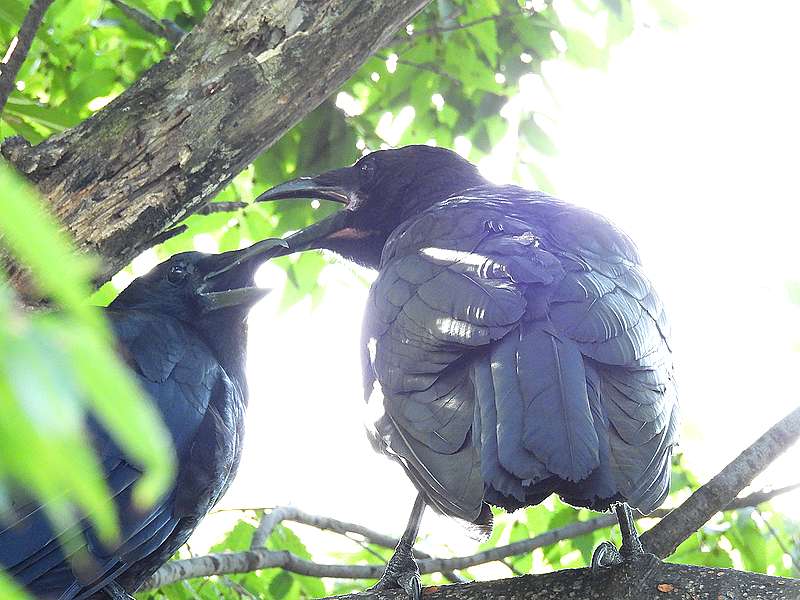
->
250, 506, 413, 553
411, 9, 519, 37
347, 533, 392, 563
0, 0, 55, 114
642, 405, 800, 558
501, 559, 524, 576
196, 201, 248, 215
755, 508, 800, 575
222, 576, 259, 599
110, 0, 185, 45
375, 53, 461, 87
211, 505, 276, 514
724, 481, 800, 510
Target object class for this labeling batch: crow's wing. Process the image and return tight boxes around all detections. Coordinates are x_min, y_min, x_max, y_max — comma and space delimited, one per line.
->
0, 311, 231, 599
364, 192, 677, 522
545, 226, 678, 513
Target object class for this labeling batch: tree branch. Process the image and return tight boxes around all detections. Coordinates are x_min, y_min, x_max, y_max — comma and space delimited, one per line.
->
642, 405, 800, 558
0, 0, 54, 114
143, 479, 799, 590
375, 52, 462, 87
325, 555, 800, 600
195, 201, 248, 215
147, 553, 800, 599
410, 8, 519, 37
755, 508, 800, 575
109, 0, 185, 45
248, 505, 464, 582
1, 0, 433, 297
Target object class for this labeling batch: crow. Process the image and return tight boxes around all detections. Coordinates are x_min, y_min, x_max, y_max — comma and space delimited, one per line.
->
0, 239, 286, 599
255, 145, 679, 598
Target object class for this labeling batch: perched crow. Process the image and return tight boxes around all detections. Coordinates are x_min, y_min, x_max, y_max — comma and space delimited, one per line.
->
0, 239, 286, 599
256, 146, 679, 598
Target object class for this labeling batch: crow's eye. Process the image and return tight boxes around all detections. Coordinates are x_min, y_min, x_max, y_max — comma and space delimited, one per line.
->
167, 263, 189, 284
359, 159, 375, 179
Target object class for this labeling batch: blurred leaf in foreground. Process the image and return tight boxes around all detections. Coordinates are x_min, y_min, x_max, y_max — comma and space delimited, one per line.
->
0, 160, 175, 545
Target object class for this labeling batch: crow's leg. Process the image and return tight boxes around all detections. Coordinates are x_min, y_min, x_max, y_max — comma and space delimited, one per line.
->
369, 493, 426, 600
591, 503, 646, 574
615, 503, 644, 558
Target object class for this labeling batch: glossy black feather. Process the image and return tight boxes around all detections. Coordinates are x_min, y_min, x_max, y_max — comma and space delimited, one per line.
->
362, 181, 678, 523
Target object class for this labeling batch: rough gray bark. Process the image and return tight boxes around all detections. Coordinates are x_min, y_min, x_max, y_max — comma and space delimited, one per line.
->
1, 0, 431, 294
326, 555, 800, 600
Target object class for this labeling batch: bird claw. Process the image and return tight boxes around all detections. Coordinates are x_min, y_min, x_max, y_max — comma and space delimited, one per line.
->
397, 571, 422, 600
369, 545, 422, 600
591, 540, 624, 574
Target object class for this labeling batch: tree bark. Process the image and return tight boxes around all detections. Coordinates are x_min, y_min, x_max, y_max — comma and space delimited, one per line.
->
326, 555, 800, 600
1, 0, 431, 292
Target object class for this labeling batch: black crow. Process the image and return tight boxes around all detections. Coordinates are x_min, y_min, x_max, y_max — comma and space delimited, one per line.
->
255, 145, 679, 598
0, 239, 287, 599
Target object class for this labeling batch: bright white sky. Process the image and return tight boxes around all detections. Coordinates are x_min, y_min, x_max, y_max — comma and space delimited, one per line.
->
140, 0, 800, 557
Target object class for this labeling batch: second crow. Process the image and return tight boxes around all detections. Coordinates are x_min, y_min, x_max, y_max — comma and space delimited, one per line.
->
255, 145, 679, 599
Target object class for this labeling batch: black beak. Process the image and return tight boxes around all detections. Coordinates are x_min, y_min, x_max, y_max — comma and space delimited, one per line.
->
253, 168, 359, 254
253, 168, 354, 206
197, 238, 290, 313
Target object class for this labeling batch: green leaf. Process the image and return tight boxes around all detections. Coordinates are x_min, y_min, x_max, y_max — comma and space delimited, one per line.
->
268, 571, 294, 599
6, 96, 81, 131
210, 519, 257, 553
0, 570, 30, 600
0, 161, 175, 536
520, 116, 558, 156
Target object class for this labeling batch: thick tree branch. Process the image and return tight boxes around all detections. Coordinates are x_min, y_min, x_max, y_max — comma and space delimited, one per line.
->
0, 0, 54, 114
326, 555, 800, 600
109, 0, 185, 45
147, 553, 800, 599
642, 405, 800, 558
1, 0, 432, 297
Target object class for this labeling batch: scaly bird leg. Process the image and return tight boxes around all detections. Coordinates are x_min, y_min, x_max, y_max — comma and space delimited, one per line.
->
369, 493, 426, 600
591, 502, 646, 574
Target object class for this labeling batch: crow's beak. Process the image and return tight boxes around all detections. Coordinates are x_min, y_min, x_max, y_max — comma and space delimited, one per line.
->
254, 168, 354, 206
197, 238, 290, 313
254, 168, 359, 253
197, 286, 271, 312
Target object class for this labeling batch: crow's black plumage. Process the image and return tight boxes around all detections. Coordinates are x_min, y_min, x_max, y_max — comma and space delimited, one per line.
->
0, 239, 285, 599
256, 145, 679, 597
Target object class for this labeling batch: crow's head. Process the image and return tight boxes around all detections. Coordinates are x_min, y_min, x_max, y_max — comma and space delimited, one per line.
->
254, 145, 486, 268
111, 239, 288, 321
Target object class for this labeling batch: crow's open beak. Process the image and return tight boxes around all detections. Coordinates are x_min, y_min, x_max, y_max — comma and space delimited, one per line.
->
197, 238, 290, 313
254, 169, 359, 254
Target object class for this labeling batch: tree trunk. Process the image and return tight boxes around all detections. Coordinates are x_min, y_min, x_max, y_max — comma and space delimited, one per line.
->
327, 555, 800, 600
1, 0, 430, 293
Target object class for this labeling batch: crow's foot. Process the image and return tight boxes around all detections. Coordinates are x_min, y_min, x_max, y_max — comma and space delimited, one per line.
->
591, 503, 648, 575
369, 542, 421, 600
